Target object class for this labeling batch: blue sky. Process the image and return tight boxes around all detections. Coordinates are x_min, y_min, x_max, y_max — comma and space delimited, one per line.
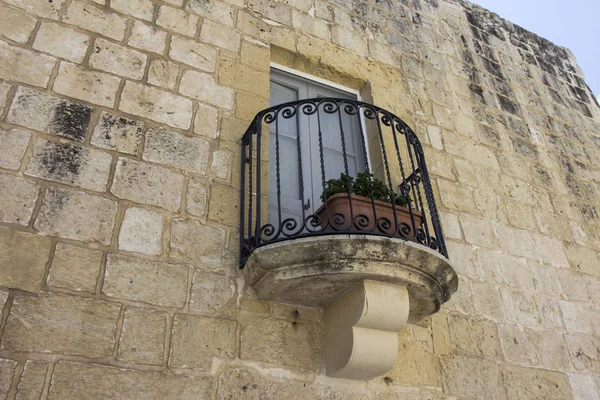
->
472, 0, 600, 98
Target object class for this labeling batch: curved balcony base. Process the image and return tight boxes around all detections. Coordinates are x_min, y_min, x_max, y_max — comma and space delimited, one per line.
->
245, 235, 458, 324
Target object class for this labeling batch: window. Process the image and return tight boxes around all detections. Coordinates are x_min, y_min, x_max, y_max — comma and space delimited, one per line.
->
268, 68, 367, 226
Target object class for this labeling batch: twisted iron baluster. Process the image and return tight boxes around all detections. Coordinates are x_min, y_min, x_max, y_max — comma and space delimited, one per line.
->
337, 102, 354, 231
405, 127, 431, 246
375, 111, 398, 236
391, 118, 416, 237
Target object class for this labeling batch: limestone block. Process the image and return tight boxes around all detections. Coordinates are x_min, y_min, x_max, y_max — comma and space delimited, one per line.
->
235, 90, 268, 122
527, 329, 572, 371
119, 81, 193, 129
497, 324, 537, 365
110, 158, 184, 212
536, 294, 564, 330
1, 293, 120, 357
157, 5, 199, 37
207, 183, 239, 226
63, 1, 127, 41
460, 214, 498, 248
565, 334, 600, 372
170, 314, 236, 369
0, 359, 17, 399
33, 23, 90, 63
240, 314, 323, 370
189, 270, 235, 314
471, 280, 506, 321
118, 307, 167, 365
0, 174, 39, 225
437, 179, 474, 212
15, 361, 48, 400
48, 242, 102, 292
48, 362, 212, 399
564, 243, 600, 276
143, 127, 210, 174
200, 19, 240, 52
91, 112, 143, 156
147, 60, 179, 90
169, 218, 226, 263
560, 300, 591, 334
216, 367, 316, 399
0, 227, 51, 293
103, 255, 188, 308
53, 62, 121, 108
557, 269, 591, 302
0, 81, 10, 115
179, 70, 234, 110
35, 186, 118, 245
332, 26, 367, 55
0, 40, 55, 88
194, 103, 219, 139
186, 178, 208, 217
25, 139, 112, 192
169, 36, 217, 72
218, 59, 269, 98
7, 87, 93, 142
502, 366, 572, 400
0, 4, 37, 43
119, 207, 164, 256
111, 0, 154, 21
128, 22, 167, 55
500, 287, 539, 327
187, 0, 234, 26
447, 314, 501, 359
440, 355, 507, 400
211, 150, 230, 180
568, 374, 600, 400
90, 39, 147, 80
388, 336, 441, 387
4, 0, 65, 19
0, 291, 8, 319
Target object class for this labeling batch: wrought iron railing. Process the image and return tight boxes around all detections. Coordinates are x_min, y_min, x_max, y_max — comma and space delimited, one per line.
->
239, 98, 447, 267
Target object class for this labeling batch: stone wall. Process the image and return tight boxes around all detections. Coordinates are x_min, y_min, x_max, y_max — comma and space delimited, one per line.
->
0, 0, 599, 398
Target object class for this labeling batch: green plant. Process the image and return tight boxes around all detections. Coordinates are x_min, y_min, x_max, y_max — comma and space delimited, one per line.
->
321, 173, 411, 206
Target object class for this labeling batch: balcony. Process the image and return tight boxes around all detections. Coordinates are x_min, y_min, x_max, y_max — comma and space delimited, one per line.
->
239, 98, 458, 380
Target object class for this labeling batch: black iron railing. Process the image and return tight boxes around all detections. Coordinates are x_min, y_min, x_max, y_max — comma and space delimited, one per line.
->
239, 98, 447, 267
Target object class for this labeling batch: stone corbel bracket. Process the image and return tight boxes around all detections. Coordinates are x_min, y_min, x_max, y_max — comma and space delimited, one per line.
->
245, 235, 458, 380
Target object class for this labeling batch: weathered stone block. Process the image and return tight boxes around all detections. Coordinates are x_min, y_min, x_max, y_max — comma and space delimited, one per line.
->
118, 307, 167, 365
129, 21, 167, 55
0, 174, 39, 226
25, 138, 112, 192
157, 5, 199, 37
63, 0, 127, 41
219, 59, 269, 98
147, 60, 179, 90
169, 314, 236, 369
169, 36, 217, 72
103, 255, 189, 308
194, 103, 219, 139
15, 361, 48, 400
53, 62, 121, 108
179, 70, 234, 110
0, 227, 51, 293
211, 150, 230, 180
560, 300, 591, 334
564, 243, 600, 276
0, 359, 17, 399
187, 0, 234, 26
388, 336, 441, 387
111, 0, 154, 21
90, 39, 147, 80
0, 3, 37, 43
189, 271, 235, 314
119, 81, 193, 129
497, 324, 537, 365
91, 112, 143, 155
216, 367, 316, 399
111, 158, 184, 212
7, 87, 93, 142
502, 366, 572, 399
527, 329, 572, 371
169, 218, 226, 263
207, 183, 239, 226
48, 362, 211, 399
0, 40, 55, 88
35, 186, 118, 245
239, 315, 323, 371
500, 287, 539, 327
235, 90, 268, 122
119, 207, 164, 256
1, 293, 120, 357
186, 178, 208, 217
441, 355, 507, 399
33, 22, 90, 63
143, 127, 210, 174
200, 19, 240, 52
48, 242, 102, 292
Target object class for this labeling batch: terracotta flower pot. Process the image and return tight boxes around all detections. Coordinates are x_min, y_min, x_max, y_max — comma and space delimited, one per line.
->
315, 193, 423, 239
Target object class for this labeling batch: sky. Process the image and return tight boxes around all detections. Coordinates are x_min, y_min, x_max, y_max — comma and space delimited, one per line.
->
472, 0, 600, 98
